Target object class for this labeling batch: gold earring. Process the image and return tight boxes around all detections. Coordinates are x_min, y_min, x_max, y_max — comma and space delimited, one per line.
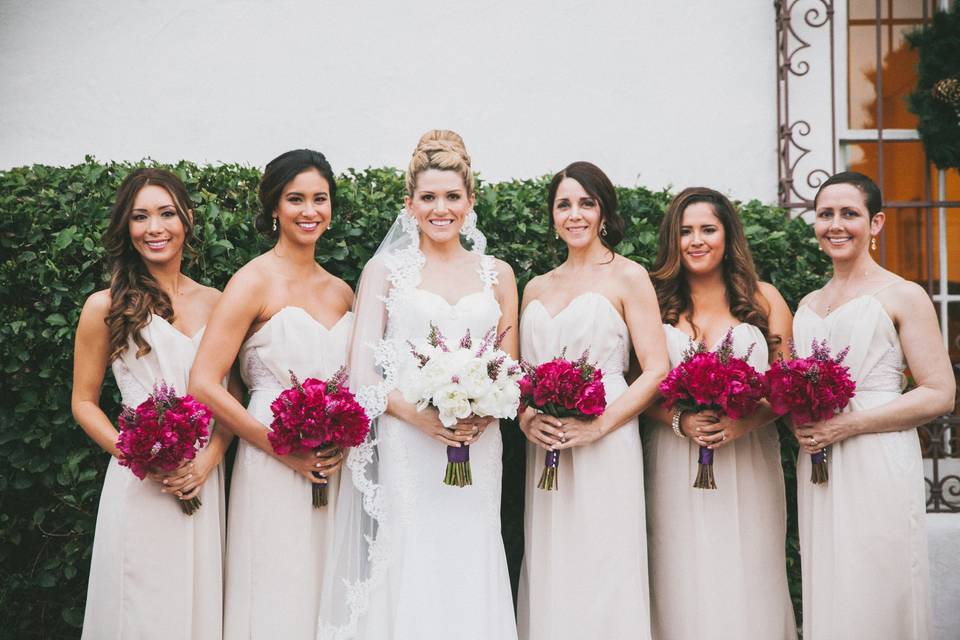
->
871, 236, 877, 251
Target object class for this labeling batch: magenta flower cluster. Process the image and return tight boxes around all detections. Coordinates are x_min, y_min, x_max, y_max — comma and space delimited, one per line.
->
765, 339, 856, 425
267, 367, 370, 456
116, 381, 212, 480
658, 331, 765, 420
519, 348, 606, 418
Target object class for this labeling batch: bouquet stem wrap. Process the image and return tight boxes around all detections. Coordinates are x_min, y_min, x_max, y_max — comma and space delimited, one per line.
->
694, 446, 716, 490
810, 448, 829, 484
445, 444, 472, 487
538, 449, 560, 491
180, 496, 202, 515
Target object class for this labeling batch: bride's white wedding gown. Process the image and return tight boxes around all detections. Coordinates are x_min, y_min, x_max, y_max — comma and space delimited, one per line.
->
333, 254, 517, 640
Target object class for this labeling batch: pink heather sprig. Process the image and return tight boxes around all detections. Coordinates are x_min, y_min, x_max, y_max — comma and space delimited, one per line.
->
407, 340, 431, 368
427, 323, 450, 352
459, 329, 473, 350
487, 354, 506, 381
493, 326, 511, 351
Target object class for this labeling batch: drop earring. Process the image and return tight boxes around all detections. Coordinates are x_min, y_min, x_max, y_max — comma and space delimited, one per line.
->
273, 217, 278, 233
554, 229, 559, 240
871, 236, 877, 251
600, 221, 608, 237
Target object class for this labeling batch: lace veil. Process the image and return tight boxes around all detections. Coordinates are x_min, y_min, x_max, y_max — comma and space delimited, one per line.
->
317, 208, 487, 639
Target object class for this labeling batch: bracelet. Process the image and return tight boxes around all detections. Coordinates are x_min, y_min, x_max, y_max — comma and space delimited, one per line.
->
671, 409, 686, 439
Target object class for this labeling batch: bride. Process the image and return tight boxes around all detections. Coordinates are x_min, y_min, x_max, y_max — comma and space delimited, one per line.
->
319, 130, 520, 640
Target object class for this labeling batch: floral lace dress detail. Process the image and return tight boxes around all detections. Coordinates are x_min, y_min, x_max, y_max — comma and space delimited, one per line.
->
320, 211, 516, 640
794, 295, 931, 640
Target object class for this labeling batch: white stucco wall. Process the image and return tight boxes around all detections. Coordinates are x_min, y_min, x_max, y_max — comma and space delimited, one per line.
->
0, 0, 778, 201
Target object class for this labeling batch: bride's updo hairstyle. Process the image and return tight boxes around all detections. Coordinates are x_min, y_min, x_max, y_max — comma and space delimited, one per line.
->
405, 129, 475, 197
650, 187, 775, 346
546, 161, 625, 251
256, 149, 337, 239
103, 168, 195, 361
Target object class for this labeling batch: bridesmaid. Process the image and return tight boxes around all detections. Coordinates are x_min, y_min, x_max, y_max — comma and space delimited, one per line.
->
72, 168, 233, 639
793, 172, 954, 640
188, 150, 353, 639
643, 187, 797, 640
517, 161, 670, 640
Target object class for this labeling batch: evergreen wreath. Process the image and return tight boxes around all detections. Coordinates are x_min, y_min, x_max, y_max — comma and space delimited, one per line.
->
906, 1, 960, 170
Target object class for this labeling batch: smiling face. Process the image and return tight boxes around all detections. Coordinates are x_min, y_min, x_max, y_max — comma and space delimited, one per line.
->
552, 177, 603, 250
274, 168, 332, 244
679, 201, 725, 275
128, 184, 188, 266
404, 169, 475, 244
813, 183, 884, 261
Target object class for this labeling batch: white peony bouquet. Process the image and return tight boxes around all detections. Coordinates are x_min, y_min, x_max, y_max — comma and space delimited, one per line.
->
402, 323, 522, 486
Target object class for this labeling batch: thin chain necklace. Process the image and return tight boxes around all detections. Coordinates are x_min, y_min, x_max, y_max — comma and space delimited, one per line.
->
824, 266, 878, 314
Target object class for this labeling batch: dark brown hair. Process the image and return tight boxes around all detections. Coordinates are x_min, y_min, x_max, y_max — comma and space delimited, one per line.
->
103, 168, 194, 361
813, 171, 882, 219
650, 187, 777, 347
256, 149, 337, 239
547, 161, 624, 251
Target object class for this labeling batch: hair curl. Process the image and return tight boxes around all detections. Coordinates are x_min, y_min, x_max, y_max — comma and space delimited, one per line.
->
650, 187, 778, 348
103, 168, 195, 361
546, 161, 625, 251
256, 149, 337, 239
405, 130, 474, 196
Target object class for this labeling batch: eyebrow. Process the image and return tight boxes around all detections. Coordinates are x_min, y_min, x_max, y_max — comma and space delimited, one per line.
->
131, 204, 176, 213
285, 190, 328, 197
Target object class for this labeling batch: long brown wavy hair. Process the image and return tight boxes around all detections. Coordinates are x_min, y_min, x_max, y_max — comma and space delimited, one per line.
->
103, 168, 194, 361
650, 187, 777, 347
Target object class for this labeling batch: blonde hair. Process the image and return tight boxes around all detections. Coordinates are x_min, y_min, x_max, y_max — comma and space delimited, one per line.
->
405, 129, 474, 196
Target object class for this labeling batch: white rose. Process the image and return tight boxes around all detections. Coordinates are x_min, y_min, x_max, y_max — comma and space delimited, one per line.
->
433, 383, 472, 428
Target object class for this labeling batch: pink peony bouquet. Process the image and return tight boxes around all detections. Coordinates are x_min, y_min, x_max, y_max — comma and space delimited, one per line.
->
403, 324, 522, 487
518, 348, 606, 491
268, 367, 370, 508
765, 339, 856, 484
659, 328, 765, 489
116, 381, 212, 515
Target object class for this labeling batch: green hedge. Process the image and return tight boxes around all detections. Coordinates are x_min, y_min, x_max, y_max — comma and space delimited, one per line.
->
0, 158, 829, 638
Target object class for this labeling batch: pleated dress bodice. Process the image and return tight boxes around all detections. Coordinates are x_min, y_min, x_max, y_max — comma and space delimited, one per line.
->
794, 294, 930, 640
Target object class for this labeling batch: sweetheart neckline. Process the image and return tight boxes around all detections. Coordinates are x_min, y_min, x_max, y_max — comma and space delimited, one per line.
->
525, 292, 622, 324
246, 306, 353, 342
663, 322, 751, 351
150, 314, 205, 341
410, 287, 493, 308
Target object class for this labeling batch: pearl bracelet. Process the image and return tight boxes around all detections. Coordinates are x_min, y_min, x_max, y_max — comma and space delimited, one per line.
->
671, 409, 686, 439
